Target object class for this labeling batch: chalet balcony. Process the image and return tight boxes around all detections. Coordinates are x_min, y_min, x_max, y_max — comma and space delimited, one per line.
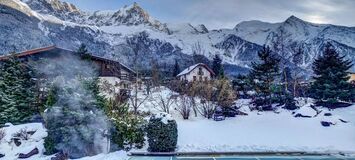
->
120, 73, 135, 81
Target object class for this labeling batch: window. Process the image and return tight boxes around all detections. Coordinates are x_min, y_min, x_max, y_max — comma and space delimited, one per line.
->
198, 67, 204, 75
199, 76, 202, 81
193, 76, 197, 81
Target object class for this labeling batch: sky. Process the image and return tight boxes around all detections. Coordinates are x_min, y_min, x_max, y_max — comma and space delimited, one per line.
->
62, 0, 355, 29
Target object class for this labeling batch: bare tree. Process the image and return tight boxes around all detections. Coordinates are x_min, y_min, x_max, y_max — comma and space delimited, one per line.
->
126, 33, 150, 115
187, 83, 200, 117
149, 88, 176, 113
151, 61, 160, 87
291, 71, 304, 97
129, 87, 149, 114
175, 94, 192, 120
192, 42, 207, 64
197, 83, 216, 119
291, 48, 305, 97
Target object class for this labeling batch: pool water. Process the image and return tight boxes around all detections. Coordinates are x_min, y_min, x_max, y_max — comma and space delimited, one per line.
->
128, 156, 355, 160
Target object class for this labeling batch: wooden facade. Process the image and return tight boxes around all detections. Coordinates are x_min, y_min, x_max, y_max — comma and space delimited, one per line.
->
0, 45, 136, 80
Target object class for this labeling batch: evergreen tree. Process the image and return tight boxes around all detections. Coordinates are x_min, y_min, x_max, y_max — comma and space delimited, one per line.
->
232, 75, 253, 98
250, 46, 280, 107
41, 56, 110, 158
172, 59, 180, 77
0, 54, 38, 124
311, 44, 353, 104
212, 55, 224, 78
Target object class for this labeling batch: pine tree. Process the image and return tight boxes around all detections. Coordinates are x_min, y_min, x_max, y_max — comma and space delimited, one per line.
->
0, 54, 38, 124
172, 59, 180, 77
216, 78, 236, 108
249, 46, 280, 107
311, 44, 353, 104
212, 55, 224, 79
232, 75, 253, 98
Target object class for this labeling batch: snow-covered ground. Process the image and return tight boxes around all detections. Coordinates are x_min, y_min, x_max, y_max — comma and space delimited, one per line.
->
1, 87, 355, 160
0, 123, 128, 160
177, 107, 355, 152
136, 87, 355, 153
0, 123, 48, 160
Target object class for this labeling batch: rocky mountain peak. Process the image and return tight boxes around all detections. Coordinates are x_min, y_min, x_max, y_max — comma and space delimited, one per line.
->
283, 15, 310, 27
104, 2, 169, 32
110, 2, 154, 25
21, 0, 82, 22
23, 0, 80, 13
195, 24, 209, 33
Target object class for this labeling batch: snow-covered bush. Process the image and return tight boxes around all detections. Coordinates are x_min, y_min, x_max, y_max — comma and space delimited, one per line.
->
109, 103, 146, 151
147, 113, 177, 152
282, 94, 297, 110
12, 128, 34, 141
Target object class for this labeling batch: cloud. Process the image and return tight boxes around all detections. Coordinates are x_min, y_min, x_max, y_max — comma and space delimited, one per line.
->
63, 0, 355, 29
180, 0, 355, 29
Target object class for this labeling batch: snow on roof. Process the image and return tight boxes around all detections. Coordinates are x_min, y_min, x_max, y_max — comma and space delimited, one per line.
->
0, 46, 136, 74
177, 63, 215, 77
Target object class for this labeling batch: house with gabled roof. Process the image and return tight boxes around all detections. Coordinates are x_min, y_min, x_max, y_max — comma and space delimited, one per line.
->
0, 45, 136, 97
177, 63, 215, 82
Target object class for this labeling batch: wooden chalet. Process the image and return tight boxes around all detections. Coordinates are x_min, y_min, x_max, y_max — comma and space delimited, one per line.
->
0, 45, 136, 81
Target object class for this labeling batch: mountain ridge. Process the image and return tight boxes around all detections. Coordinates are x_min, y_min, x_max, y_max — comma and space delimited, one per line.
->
1, 0, 354, 76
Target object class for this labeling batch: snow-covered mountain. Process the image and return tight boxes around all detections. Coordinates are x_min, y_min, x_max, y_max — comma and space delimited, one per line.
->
233, 16, 355, 70
0, 0, 354, 76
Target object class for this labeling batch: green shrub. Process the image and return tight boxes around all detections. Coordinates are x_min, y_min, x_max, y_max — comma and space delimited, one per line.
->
43, 135, 57, 155
147, 113, 177, 152
111, 115, 146, 150
109, 102, 146, 150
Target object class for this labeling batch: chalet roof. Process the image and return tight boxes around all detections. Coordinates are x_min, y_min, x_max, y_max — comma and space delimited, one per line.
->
177, 63, 215, 77
0, 45, 57, 61
0, 45, 136, 74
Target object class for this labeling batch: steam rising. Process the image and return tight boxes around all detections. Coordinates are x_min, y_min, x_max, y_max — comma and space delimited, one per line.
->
34, 54, 110, 158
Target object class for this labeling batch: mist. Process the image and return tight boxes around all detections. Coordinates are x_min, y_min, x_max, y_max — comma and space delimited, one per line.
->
33, 53, 110, 158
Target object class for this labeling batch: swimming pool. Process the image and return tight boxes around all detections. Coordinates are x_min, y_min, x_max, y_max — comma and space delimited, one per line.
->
128, 156, 355, 160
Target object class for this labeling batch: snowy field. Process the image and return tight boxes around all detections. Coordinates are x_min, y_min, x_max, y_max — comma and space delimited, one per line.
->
1, 87, 355, 159
136, 87, 355, 153
177, 107, 355, 152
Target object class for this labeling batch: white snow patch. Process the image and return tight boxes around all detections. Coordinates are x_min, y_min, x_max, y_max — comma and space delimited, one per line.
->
152, 112, 174, 124
0, 123, 48, 160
